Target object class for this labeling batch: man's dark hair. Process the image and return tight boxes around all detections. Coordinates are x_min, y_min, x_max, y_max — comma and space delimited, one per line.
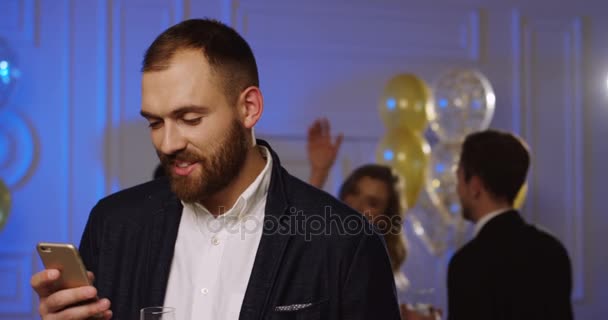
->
459, 129, 530, 204
142, 18, 259, 105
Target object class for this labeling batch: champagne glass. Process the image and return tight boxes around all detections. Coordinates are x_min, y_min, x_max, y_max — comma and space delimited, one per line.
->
140, 306, 175, 320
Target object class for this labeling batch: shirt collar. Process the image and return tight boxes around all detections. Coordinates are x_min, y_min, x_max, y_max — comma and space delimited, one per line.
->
182, 145, 272, 222
473, 207, 511, 237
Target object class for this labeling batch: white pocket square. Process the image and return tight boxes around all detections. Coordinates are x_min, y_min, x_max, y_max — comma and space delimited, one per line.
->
274, 303, 313, 312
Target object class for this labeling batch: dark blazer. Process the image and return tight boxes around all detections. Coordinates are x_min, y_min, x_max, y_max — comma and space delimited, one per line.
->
447, 210, 573, 320
79, 140, 400, 320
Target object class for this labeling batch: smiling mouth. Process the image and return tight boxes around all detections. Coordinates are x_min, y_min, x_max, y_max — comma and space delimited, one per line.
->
172, 161, 199, 176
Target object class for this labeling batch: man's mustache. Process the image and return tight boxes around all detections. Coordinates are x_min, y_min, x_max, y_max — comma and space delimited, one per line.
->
158, 150, 201, 164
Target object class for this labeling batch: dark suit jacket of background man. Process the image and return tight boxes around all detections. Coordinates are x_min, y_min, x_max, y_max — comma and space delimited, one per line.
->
447, 210, 573, 320
78, 140, 401, 320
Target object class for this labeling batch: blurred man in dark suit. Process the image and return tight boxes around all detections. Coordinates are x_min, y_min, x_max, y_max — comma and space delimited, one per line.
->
448, 129, 573, 320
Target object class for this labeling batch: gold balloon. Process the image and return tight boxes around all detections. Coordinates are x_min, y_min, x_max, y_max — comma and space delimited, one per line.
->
0, 179, 11, 231
379, 74, 431, 132
514, 182, 528, 209
376, 128, 430, 208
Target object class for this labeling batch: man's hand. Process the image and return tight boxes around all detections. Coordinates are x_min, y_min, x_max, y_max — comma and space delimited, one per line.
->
31, 269, 112, 320
307, 117, 343, 188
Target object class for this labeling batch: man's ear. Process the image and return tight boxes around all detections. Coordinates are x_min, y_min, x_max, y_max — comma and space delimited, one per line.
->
238, 86, 263, 129
469, 175, 484, 199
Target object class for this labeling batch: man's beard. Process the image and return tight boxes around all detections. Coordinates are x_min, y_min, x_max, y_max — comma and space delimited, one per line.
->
157, 120, 250, 203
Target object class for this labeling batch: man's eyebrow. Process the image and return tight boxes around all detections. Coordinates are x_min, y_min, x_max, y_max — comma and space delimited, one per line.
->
140, 110, 159, 119
170, 105, 210, 117
139, 105, 210, 119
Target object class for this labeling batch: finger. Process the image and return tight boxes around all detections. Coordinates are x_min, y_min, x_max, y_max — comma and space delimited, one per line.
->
308, 119, 321, 137
314, 118, 323, 130
321, 118, 329, 137
87, 271, 95, 284
90, 308, 113, 320
43, 286, 98, 313
31, 269, 60, 297
53, 298, 111, 320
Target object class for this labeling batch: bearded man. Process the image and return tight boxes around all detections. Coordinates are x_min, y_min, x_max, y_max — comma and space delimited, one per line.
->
30, 18, 400, 320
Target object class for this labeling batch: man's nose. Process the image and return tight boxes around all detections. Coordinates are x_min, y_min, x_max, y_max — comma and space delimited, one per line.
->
159, 123, 187, 155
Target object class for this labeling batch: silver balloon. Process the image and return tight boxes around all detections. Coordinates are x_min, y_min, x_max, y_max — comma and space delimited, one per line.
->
406, 188, 467, 256
428, 69, 495, 143
425, 142, 461, 224
406, 192, 450, 256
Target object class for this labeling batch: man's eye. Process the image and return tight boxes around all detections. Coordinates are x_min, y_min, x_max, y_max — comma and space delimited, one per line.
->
148, 121, 162, 129
183, 118, 202, 125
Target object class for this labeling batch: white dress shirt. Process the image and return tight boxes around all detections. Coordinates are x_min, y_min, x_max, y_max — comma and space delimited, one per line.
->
473, 207, 511, 238
163, 146, 272, 320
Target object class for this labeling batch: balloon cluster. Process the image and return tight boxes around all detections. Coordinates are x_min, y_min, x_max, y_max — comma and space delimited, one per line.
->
376, 69, 528, 255
375, 74, 432, 209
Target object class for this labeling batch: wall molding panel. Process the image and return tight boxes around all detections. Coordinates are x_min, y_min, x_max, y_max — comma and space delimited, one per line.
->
511, 10, 584, 301
0, 0, 37, 45
0, 251, 33, 315
232, 3, 481, 61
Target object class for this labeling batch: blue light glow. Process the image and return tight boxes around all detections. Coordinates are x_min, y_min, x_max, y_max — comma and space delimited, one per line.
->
386, 98, 396, 110
439, 98, 448, 109
384, 150, 394, 161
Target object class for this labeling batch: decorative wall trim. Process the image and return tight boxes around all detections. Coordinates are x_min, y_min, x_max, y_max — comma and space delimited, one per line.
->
64, 0, 74, 243
511, 10, 584, 301
232, 3, 481, 61
0, 251, 33, 315
0, 0, 38, 45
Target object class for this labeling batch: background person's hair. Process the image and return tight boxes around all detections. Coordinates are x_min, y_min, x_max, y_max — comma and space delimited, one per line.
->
459, 129, 530, 205
339, 164, 407, 272
142, 18, 259, 105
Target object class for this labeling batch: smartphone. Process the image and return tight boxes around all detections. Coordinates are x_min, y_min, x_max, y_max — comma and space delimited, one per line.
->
36, 242, 90, 289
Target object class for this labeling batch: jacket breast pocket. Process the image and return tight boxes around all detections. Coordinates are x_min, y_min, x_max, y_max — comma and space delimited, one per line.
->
266, 300, 328, 320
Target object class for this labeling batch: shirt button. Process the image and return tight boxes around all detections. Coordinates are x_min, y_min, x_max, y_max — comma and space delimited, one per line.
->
201, 288, 208, 295
211, 236, 220, 246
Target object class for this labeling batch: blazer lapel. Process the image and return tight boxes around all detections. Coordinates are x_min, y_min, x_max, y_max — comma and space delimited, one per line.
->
239, 140, 291, 320
145, 192, 183, 307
